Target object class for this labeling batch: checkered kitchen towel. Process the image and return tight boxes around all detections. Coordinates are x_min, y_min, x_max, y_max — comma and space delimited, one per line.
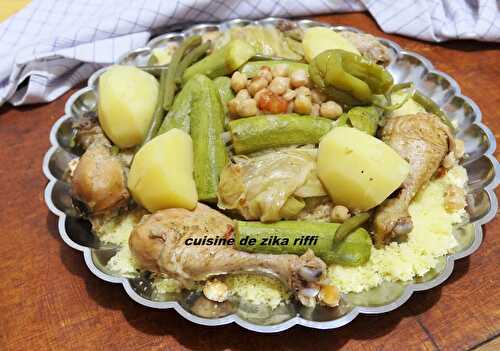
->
0, 0, 498, 106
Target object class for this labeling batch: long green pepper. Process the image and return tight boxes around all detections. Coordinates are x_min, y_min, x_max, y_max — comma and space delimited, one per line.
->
309, 49, 393, 106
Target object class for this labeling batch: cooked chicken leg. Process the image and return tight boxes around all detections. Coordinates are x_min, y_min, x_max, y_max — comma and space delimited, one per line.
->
71, 135, 129, 215
129, 203, 326, 292
373, 113, 453, 246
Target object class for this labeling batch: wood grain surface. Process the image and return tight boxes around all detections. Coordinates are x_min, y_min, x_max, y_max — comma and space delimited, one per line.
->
0, 12, 498, 351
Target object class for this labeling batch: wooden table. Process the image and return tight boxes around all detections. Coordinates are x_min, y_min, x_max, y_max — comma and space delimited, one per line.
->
0, 12, 498, 351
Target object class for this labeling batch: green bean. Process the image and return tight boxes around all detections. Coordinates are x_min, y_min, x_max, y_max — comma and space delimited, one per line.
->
175, 41, 211, 83
234, 220, 340, 263
413, 91, 455, 132
335, 212, 371, 242
163, 35, 202, 110
143, 69, 167, 144
228, 114, 333, 154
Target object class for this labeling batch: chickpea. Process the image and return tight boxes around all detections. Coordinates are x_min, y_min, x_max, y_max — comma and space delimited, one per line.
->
247, 77, 268, 96
320, 101, 343, 119
311, 89, 327, 104
330, 205, 350, 223
237, 98, 258, 117
268, 77, 290, 95
230, 71, 247, 92
294, 86, 311, 97
257, 66, 273, 82
311, 103, 320, 116
235, 88, 250, 101
254, 88, 269, 103
271, 63, 289, 77
454, 138, 465, 159
227, 98, 241, 116
294, 94, 312, 114
257, 90, 288, 114
203, 279, 229, 302
282, 89, 296, 101
318, 285, 340, 308
290, 69, 309, 88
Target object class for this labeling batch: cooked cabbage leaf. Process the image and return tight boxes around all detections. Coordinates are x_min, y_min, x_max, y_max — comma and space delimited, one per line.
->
217, 148, 326, 222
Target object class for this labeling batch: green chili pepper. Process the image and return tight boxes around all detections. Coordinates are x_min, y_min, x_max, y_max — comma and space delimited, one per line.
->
309, 49, 393, 107
413, 91, 455, 132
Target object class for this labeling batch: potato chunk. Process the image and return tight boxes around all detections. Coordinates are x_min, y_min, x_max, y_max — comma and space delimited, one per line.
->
98, 65, 159, 148
303, 27, 360, 63
317, 127, 409, 211
127, 129, 198, 212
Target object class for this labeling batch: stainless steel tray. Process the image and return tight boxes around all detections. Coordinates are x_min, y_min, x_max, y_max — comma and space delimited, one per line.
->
43, 17, 499, 333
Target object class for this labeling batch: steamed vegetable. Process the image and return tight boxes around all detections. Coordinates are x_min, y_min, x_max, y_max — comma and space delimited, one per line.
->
163, 35, 202, 110
330, 228, 372, 266
218, 148, 323, 222
215, 25, 303, 60
213, 76, 234, 117
234, 221, 372, 266
228, 114, 332, 154
182, 39, 255, 83
317, 127, 409, 211
98, 65, 159, 148
189, 74, 228, 202
413, 91, 455, 131
234, 220, 340, 262
388, 90, 426, 117
303, 27, 360, 62
240, 61, 309, 78
309, 49, 393, 106
335, 212, 371, 242
157, 77, 196, 135
175, 41, 211, 83
148, 47, 173, 66
127, 128, 197, 212
347, 106, 381, 135
143, 68, 168, 144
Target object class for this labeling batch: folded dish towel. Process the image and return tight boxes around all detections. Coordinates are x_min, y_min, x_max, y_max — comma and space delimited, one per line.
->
0, 0, 498, 106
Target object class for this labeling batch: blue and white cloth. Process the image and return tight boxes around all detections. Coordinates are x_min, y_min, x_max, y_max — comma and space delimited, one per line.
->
0, 0, 498, 106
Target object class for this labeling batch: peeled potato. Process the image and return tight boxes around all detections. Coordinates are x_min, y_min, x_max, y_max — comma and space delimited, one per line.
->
98, 65, 159, 148
127, 129, 198, 212
317, 127, 409, 211
303, 27, 360, 62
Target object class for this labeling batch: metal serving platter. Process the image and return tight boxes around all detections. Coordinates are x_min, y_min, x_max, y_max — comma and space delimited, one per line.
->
43, 18, 499, 332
